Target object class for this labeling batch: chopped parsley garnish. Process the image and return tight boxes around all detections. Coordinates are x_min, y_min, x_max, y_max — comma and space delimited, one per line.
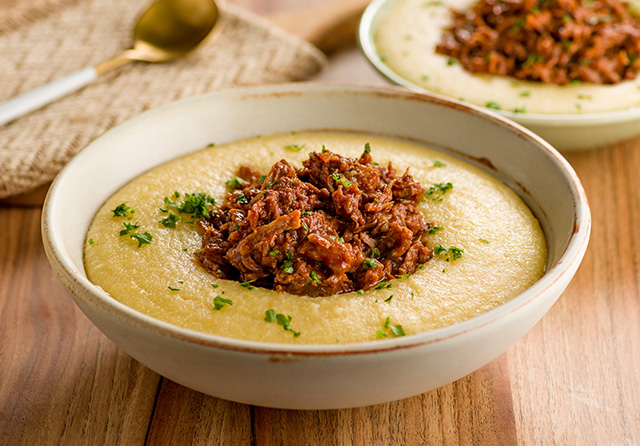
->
519, 91, 531, 97
364, 142, 372, 154
430, 158, 446, 167
88, 238, 94, 245
283, 251, 295, 274
130, 231, 153, 248
160, 212, 181, 228
479, 237, 490, 244
213, 296, 233, 310
384, 295, 393, 303
112, 203, 134, 218
332, 172, 353, 188
240, 280, 256, 290
264, 309, 301, 337
168, 286, 181, 291
211, 283, 219, 289
377, 316, 406, 338
424, 182, 453, 201
375, 281, 392, 290
362, 258, 378, 271
119, 221, 140, 236
301, 222, 309, 232
357, 290, 365, 295
434, 245, 464, 262
371, 247, 381, 258
310, 271, 322, 284
226, 176, 247, 189
236, 193, 249, 205
269, 249, 280, 256
395, 274, 411, 279
486, 101, 501, 110
427, 225, 444, 235
514, 106, 527, 114
284, 143, 306, 152
175, 192, 216, 220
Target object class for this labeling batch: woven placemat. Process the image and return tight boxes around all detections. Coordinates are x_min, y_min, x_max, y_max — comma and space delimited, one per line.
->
0, 0, 326, 199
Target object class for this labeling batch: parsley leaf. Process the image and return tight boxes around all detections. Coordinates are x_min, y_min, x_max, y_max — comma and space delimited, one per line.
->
112, 203, 135, 218
331, 172, 353, 188
264, 309, 301, 337
160, 212, 181, 228
434, 245, 464, 262
213, 296, 233, 310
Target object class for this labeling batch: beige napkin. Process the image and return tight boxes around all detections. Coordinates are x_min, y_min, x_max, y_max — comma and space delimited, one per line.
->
0, 0, 326, 199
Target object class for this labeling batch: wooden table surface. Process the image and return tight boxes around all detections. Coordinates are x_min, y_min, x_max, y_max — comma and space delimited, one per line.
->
2, 1, 640, 444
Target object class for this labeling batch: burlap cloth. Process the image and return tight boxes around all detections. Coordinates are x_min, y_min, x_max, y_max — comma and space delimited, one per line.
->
0, 0, 327, 199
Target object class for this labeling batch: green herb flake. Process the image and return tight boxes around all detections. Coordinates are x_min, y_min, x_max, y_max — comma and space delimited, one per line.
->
396, 274, 411, 279
371, 247, 381, 258
283, 251, 295, 274
514, 106, 527, 114
265, 309, 301, 337
213, 296, 233, 310
226, 177, 247, 189
284, 143, 306, 152
364, 142, 372, 154
112, 203, 134, 218
88, 238, 94, 245
479, 237, 490, 244
424, 182, 453, 202
376, 329, 388, 339
175, 192, 216, 220
434, 245, 464, 262
160, 212, 181, 228
389, 324, 406, 337
447, 57, 456, 66
375, 281, 392, 290
240, 281, 256, 291
236, 193, 249, 205
130, 231, 153, 248
430, 158, 446, 167
269, 249, 280, 257
427, 225, 444, 235
119, 221, 140, 236
519, 91, 531, 97
207, 142, 216, 147
486, 101, 501, 110
331, 172, 353, 188
211, 283, 219, 289
384, 295, 394, 303
310, 271, 322, 284
362, 258, 378, 271
357, 290, 365, 295
168, 286, 181, 291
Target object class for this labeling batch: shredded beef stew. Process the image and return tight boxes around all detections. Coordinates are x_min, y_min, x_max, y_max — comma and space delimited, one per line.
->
196, 147, 434, 297
435, 0, 640, 85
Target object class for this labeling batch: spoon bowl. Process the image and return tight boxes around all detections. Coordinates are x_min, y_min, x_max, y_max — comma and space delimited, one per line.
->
0, 0, 223, 126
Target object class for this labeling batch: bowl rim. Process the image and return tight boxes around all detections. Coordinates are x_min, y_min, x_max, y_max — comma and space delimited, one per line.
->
358, 0, 640, 125
42, 82, 592, 356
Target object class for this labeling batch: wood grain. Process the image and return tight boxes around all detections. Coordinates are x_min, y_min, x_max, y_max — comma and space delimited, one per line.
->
2, 0, 640, 445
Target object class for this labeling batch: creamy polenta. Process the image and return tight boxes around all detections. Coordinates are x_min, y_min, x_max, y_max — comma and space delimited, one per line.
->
374, 0, 640, 114
84, 133, 546, 344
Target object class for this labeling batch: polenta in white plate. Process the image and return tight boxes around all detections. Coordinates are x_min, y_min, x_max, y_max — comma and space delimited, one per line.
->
84, 133, 546, 344
374, 0, 640, 114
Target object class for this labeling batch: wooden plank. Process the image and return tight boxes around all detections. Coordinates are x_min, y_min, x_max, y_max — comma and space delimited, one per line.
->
509, 140, 640, 445
251, 355, 516, 446
145, 380, 253, 445
0, 207, 160, 444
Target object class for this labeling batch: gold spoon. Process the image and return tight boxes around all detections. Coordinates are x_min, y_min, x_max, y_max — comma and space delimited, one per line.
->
0, 0, 222, 126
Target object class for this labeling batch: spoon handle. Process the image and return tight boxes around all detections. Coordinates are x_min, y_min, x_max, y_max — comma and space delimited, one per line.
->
0, 67, 97, 126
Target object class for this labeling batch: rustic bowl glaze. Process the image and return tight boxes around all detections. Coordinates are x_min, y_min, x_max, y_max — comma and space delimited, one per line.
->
42, 83, 590, 409
358, 0, 640, 151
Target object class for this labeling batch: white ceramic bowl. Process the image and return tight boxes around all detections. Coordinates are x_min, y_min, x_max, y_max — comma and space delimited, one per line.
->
358, 0, 640, 152
42, 83, 590, 409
